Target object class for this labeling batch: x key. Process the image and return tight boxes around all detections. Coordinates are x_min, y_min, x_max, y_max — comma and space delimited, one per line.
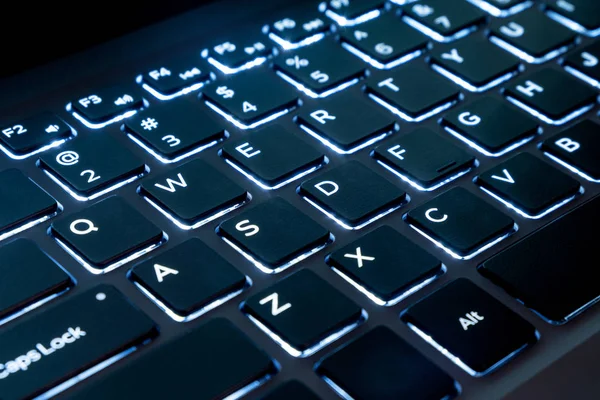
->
344, 247, 375, 268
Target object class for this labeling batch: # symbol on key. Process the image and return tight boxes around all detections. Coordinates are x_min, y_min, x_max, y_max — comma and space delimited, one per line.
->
141, 118, 159, 131
56, 150, 80, 166
286, 55, 309, 69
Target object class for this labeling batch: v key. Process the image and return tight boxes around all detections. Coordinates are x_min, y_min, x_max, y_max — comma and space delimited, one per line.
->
491, 169, 515, 184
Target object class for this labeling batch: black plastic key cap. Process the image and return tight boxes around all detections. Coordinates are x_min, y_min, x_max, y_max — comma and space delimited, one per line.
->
124, 99, 226, 162
316, 326, 458, 400
39, 135, 146, 200
0, 113, 73, 158
0, 285, 157, 400
489, 9, 576, 63
130, 238, 247, 321
545, 0, 600, 33
221, 125, 325, 189
296, 92, 396, 154
327, 225, 443, 305
476, 152, 581, 217
63, 318, 276, 400
243, 269, 363, 357
262, 381, 322, 400
269, 13, 331, 49
340, 14, 428, 69
541, 120, 600, 181
406, 187, 515, 259
140, 56, 210, 98
480, 195, 600, 323
51, 196, 164, 274
70, 85, 144, 125
373, 127, 476, 191
205, 37, 271, 74
203, 68, 298, 128
442, 97, 539, 156
0, 239, 73, 323
402, 0, 485, 41
430, 35, 520, 91
504, 68, 597, 125
273, 39, 366, 97
564, 41, 600, 87
218, 197, 330, 273
140, 159, 248, 229
0, 169, 58, 238
366, 63, 461, 122
299, 161, 407, 229
401, 278, 537, 376
468, 0, 531, 17
323, 0, 385, 26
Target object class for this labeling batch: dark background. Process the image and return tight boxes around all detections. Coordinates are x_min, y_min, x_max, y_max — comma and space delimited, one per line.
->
0, 1, 212, 78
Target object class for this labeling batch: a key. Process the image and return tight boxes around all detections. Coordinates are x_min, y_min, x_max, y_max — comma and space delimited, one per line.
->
339, 14, 428, 69
268, 13, 331, 50
541, 120, 600, 182
139, 55, 210, 99
0, 169, 59, 240
489, 9, 577, 64
203, 68, 299, 129
405, 187, 515, 259
503, 68, 597, 125
466, 0, 533, 18
315, 326, 458, 400
203, 37, 271, 74
296, 92, 396, 154
480, 195, 600, 323
262, 381, 322, 400
322, 0, 385, 26
563, 41, 600, 88
299, 161, 407, 230
61, 319, 276, 400
0, 239, 73, 324
327, 225, 443, 306
0, 113, 74, 159
442, 97, 539, 157
242, 269, 363, 357
221, 125, 325, 189
69, 85, 144, 128
273, 39, 366, 98
218, 197, 330, 273
366, 63, 461, 122
476, 152, 581, 218
129, 238, 248, 322
430, 35, 521, 92
50, 196, 164, 274
123, 98, 227, 163
140, 159, 248, 229
373, 127, 476, 191
39, 135, 147, 201
402, 0, 486, 42
545, 0, 600, 35
0, 285, 157, 400
401, 278, 538, 376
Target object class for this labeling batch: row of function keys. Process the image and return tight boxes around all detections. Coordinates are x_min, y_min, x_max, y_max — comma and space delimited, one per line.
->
7, 188, 600, 399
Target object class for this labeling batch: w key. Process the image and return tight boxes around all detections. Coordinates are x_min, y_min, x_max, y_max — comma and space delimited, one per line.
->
476, 152, 581, 219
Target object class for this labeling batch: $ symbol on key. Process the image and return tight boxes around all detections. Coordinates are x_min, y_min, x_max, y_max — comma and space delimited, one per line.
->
216, 86, 235, 99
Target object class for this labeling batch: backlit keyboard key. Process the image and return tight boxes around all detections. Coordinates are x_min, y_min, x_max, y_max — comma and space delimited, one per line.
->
139, 55, 210, 99
242, 269, 364, 357
218, 197, 331, 273
563, 41, 600, 88
466, 0, 532, 18
69, 85, 144, 128
203, 37, 271, 74
545, 0, 600, 35
323, 0, 385, 27
51, 196, 165, 274
401, 278, 538, 376
299, 161, 407, 230
268, 13, 331, 49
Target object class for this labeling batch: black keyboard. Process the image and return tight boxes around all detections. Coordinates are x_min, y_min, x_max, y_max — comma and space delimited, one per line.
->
1, 0, 600, 399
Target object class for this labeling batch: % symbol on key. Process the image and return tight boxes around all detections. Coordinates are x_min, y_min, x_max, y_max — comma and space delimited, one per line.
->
286, 56, 309, 69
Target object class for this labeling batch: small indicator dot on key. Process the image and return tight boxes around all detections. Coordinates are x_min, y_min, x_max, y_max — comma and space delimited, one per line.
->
96, 292, 107, 301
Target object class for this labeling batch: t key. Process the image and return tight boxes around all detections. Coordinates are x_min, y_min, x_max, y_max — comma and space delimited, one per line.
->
39, 135, 146, 201
51, 196, 165, 274
401, 278, 538, 376
476, 152, 581, 219
218, 197, 331, 273
405, 187, 515, 260
70, 85, 144, 128
242, 269, 364, 357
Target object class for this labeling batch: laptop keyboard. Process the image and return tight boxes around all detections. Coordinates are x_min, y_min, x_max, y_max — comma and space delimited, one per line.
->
1, 0, 600, 398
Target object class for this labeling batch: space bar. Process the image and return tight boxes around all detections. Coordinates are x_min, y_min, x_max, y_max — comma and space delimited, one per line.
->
480, 195, 600, 324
